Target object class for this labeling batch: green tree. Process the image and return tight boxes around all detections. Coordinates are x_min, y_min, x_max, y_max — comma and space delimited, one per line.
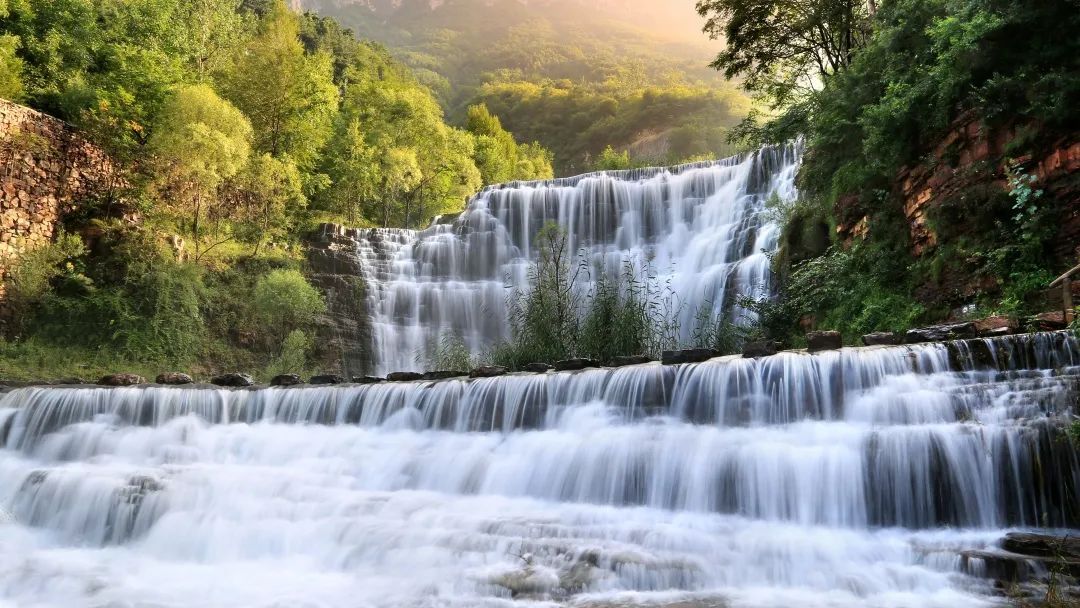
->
0, 33, 23, 100
149, 84, 252, 258
230, 153, 305, 255
593, 145, 632, 170
222, 0, 337, 170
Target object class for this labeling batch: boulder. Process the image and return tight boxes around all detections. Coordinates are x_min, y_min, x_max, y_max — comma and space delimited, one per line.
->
553, 358, 601, 371
973, 315, 1019, 337
608, 355, 653, 367
862, 331, 900, 346
741, 341, 777, 358
522, 362, 552, 373
155, 372, 193, 385
387, 371, 423, 382
422, 370, 468, 380
210, 373, 254, 387
806, 330, 842, 352
1032, 311, 1068, 331
661, 349, 718, 365
469, 365, 508, 378
309, 374, 345, 385
904, 322, 977, 343
270, 373, 303, 387
352, 376, 386, 384
98, 373, 146, 386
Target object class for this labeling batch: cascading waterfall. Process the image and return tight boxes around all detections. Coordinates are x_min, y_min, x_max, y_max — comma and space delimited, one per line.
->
352, 144, 801, 374
1, 331, 1079, 606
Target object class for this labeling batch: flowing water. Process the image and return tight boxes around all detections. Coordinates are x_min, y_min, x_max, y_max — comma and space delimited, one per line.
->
352, 145, 800, 374
1, 332, 1079, 607
2, 147, 1078, 607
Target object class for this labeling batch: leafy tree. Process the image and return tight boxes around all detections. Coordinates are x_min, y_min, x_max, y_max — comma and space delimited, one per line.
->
465, 102, 554, 183
593, 145, 633, 170
222, 0, 337, 170
0, 33, 23, 100
149, 84, 252, 258
229, 153, 305, 254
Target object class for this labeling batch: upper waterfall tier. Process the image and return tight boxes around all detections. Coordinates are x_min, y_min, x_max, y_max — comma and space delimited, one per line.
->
347, 144, 801, 374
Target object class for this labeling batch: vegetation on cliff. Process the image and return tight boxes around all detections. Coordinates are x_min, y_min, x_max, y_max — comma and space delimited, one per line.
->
698, 0, 1080, 344
0, 0, 553, 379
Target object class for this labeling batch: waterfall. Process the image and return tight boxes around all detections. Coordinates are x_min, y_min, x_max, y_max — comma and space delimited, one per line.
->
349, 144, 801, 374
1, 331, 1079, 606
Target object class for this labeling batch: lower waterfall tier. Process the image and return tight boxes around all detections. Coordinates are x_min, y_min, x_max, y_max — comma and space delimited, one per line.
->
0, 331, 1077, 606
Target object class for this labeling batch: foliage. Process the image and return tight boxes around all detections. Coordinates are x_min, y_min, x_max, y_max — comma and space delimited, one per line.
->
422, 331, 473, 371
221, 0, 337, 171
307, 0, 753, 173
252, 269, 326, 348
262, 329, 314, 378
592, 146, 634, 171
465, 103, 553, 183
3, 231, 86, 334
0, 33, 23, 100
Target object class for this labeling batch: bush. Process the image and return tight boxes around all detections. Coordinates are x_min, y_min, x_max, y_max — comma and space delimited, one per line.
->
3, 231, 86, 336
252, 269, 326, 347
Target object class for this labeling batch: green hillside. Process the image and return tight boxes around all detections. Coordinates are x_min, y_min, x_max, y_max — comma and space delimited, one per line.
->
295, 0, 753, 173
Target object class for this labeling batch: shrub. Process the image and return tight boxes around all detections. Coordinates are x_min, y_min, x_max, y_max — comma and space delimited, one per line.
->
252, 269, 326, 346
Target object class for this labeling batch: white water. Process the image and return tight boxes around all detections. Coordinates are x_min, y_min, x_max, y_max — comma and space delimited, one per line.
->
352, 145, 801, 374
1, 332, 1078, 607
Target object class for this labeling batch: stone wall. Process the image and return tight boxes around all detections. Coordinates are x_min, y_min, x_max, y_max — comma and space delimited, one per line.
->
0, 99, 119, 298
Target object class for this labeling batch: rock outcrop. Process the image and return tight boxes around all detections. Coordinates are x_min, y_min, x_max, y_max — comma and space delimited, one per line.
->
306, 223, 372, 377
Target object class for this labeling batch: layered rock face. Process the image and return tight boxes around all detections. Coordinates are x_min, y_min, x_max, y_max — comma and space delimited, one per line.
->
306, 223, 373, 376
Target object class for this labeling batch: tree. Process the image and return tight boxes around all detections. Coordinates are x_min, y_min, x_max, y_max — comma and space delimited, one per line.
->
0, 34, 22, 100
222, 0, 337, 170
230, 153, 305, 255
696, 0, 874, 97
149, 84, 252, 258
465, 103, 554, 184
593, 145, 632, 170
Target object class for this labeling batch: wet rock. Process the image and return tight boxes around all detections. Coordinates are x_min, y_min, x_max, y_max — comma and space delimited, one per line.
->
1032, 311, 1068, 331
210, 373, 254, 387
469, 365, 507, 378
485, 554, 560, 598
904, 322, 977, 343
741, 341, 777, 358
309, 374, 345, 385
974, 315, 1019, 337
270, 374, 303, 387
806, 330, 842, 352
522, 362, 552, 373
422, 370, 468, 380
609, 355, 653, 367
98, 373, 146, 386
387, 371, 423, 382
862, 331, 901, 346
1003, 532, 1080, 561
959, 549, 1039, 582
155, 372, 193, 385
553, 358, 601, 371
662, 349, 719, 365
352, 376, 385, 384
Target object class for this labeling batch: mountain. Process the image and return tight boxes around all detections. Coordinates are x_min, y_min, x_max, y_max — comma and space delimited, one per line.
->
292, 0, 751, 173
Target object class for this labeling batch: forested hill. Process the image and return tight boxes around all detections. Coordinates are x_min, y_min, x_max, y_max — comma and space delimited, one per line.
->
0, 0, 555, 380
292, 0, 753, 173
